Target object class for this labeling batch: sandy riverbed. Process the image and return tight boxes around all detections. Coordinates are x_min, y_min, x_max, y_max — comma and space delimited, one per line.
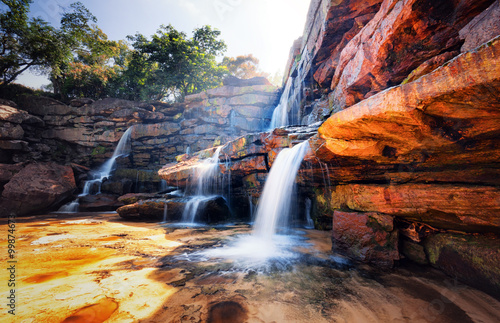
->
1, 212, 499, 322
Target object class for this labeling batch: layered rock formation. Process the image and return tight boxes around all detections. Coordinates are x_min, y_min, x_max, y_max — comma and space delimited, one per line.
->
157, 0, 500, 297
0, 78, 278, 214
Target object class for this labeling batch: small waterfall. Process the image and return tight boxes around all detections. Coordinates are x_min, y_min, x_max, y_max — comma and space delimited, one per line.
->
162, 203, 168, 223
199, 140, 311, 268
80, 127, 133, 197
270, 78, 293, 129
269, 75, 303, 129
182, 146, 224, 223
305, 198, 314, 229
252, 140, 311, 240
57, 127, 134, 213
57, 199, 80, 213
248, 195, 254, 220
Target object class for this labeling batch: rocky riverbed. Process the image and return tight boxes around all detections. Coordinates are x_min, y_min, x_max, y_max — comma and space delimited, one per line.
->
1, 212, 499, 322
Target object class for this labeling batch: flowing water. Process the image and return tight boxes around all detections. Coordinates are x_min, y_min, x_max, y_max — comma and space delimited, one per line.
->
181, 146, 225, 223
56, 127, 134, 213
252, 140, 311, 240
199, 140, 312, 268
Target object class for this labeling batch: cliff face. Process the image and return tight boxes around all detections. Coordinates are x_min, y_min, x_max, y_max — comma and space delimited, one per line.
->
297, 0, 500, 297
158, 0, 500, 297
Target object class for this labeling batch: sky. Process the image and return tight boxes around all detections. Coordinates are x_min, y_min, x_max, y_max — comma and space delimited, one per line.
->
16, 0, 311, 88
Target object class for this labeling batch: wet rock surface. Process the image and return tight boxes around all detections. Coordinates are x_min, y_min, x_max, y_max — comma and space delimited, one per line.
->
3, 213, 500, 322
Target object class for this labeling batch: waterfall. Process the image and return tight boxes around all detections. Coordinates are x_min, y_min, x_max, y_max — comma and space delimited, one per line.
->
80, 127, 133, 196
199, 140, 311, 267
269, 75, 302, 129
269, 78, 293, 129
252, 140, 311, 240
181, 146, 224, 223
57, 127, 134, 213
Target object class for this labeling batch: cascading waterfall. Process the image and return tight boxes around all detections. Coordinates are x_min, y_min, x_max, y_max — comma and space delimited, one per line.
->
252, 140, 311, 240
57, 127, 134, 212
269, 78, 293, 129
269, 74, 303, 129
81, 127, 134, 196
201, 140, 311, 267
181, 146, 224, 223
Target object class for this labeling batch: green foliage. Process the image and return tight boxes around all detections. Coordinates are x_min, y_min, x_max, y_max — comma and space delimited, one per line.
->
121, 24, 228, 101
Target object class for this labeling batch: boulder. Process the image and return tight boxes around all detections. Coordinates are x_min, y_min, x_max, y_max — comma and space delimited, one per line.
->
117, 199, 184, 221
332, 210, 399, 267
17, 95, 74, 116
424, 233, 500, 298
0, 162, 76, 216
69, 98, 94, 107
0, 104, 30, 123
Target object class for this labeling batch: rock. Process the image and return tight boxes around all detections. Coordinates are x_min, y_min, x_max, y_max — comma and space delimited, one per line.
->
79, 194, 124, 212
314, 36, 500, 165
460, 0, 500, 52
132, 122, 181, 139
332, 210, 399, 267
0, 162, 76, 216
117, 196, 230, 223
0, 98, 17, 108
219, 155, 268, 176
0, 105, 30, 123
118, 193, 166, 205
0, 140, 28, 150
402, 51, 459, 84
117, 199, 184, 221
81, 98, 145, 116
17, 95, 74, 116
401, 239, 428, 265
0, 163, 24, 186
0, 123, 24, 139
222, 76, 271, 87
312, 0, 383, 87
328, 184, 500, 233
424, 233, 500, 298
329, 0, 495, 110
69, 98, 94, 107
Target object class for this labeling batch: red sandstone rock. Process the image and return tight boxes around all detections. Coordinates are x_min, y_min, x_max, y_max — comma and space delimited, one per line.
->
332, 210, 399, 267
329, 0, 495, 110
329, 184, 500, 233
459, 0, 500, 52
0, 162, 76, 216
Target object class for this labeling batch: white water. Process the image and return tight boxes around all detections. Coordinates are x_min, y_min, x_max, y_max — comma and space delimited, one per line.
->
56, 127, 133, 213
182, 146, 224, 223
199, 140, 311, 266
252, 140, 311, 240
162, 203, 168, 223
57, 199, 80, 213
270, 78, 294, 129
80, 127, 133, 196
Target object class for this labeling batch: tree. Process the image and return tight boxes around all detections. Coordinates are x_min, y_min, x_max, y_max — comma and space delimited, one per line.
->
125, 24, 228, 101
0, 0, 65, 85
0, 0, 119, 98
221, 54, 269, 79
57, 25, 129, 99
